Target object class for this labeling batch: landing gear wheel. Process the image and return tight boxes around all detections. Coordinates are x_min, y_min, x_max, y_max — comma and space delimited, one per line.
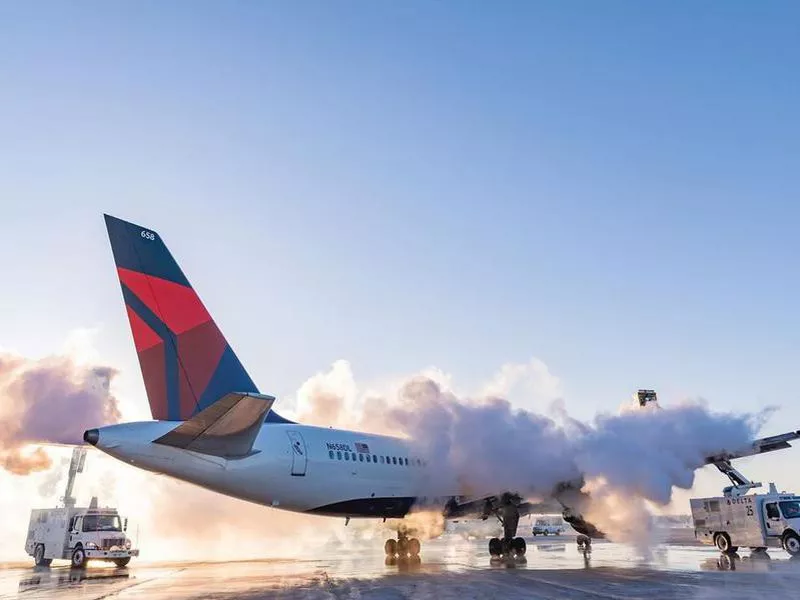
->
114, 558, 131, 568
501, 537, 513, 556
384, 539, 397, 556
782, 531, 800, 556
397, 537, 408, 557
488, 537, 502, 557
71, 547, 87, 570
408, 538, 420, 557
33, 544, 51, 567
512, 537, 526, 556
714, 532, 737, 554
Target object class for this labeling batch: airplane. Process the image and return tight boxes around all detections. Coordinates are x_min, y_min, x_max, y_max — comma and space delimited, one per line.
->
84, 215, 800, 561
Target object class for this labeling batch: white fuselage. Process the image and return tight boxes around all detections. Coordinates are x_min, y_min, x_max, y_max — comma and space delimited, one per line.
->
92, 421, 449, 518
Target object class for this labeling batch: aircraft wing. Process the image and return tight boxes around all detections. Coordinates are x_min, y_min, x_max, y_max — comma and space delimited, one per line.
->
440, 430, 800, 531
443, 495, 562, 520
153, 392, 275, 458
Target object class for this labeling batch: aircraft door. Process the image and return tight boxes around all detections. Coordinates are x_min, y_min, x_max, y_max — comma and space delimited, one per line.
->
286, 431, 308, 476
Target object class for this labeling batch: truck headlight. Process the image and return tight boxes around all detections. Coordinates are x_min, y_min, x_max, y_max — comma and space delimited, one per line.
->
85, 543, 98, 550
125, 540, 132, 550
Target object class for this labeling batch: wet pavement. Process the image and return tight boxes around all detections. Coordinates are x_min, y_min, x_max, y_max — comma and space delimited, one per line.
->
3, 534, 800, 599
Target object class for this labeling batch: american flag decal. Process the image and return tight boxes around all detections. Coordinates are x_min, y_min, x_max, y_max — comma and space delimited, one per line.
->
355, 442, 370, 453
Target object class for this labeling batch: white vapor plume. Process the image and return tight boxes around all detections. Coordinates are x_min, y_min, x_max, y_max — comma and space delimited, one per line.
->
0, 350, 774, 562
292, 360, 769, 553
0, 352, 122, 475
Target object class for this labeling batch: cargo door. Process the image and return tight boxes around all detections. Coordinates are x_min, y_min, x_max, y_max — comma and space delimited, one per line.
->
287, 431, 308, 476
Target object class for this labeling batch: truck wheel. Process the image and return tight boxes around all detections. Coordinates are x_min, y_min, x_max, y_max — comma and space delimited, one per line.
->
71, 547, 87, 569
714, 533, 736, 554
782, 531, 800, 556
33, 544, 52, 567
114, 558, 131, 568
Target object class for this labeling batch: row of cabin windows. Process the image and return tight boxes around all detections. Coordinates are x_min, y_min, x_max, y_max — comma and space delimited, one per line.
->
327, 450, 426, 467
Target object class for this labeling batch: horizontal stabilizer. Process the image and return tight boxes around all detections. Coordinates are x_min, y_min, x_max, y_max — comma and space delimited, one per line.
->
704, 430, 800, 464
153, 392, 275, 458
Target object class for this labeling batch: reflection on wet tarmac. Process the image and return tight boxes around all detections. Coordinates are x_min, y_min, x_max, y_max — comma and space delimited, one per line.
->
19, 567, 131, 591
4, 536, 800, 599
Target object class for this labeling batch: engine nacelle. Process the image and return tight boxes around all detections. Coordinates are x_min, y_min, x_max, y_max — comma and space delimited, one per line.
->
562, 510, 605, 539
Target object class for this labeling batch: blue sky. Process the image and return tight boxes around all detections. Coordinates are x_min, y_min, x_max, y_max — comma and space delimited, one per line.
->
1, 0, 798, 454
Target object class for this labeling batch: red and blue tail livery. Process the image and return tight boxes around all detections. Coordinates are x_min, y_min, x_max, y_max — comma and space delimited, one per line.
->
104, 214, 290, 424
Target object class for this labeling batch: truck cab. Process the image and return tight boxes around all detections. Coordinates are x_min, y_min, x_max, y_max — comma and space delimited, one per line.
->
760, 494, 800, 555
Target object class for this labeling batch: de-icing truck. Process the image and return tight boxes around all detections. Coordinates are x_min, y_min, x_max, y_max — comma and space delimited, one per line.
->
691, 430, 800, 557
24, 448, 139, 569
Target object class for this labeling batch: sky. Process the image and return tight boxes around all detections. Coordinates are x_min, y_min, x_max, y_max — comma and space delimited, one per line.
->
1, 0, 799, 557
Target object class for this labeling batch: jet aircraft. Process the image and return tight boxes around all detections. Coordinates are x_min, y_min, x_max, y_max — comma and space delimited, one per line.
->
84, 215, 800, 559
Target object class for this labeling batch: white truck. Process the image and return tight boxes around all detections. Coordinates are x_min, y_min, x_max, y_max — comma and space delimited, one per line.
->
691, 483, 800, 557
24, 448, 139, 569
532, 518, 564, 536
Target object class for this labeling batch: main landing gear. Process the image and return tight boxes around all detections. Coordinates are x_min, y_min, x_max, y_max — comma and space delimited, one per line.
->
384, 530, 421, 560
486, 494, 527, 560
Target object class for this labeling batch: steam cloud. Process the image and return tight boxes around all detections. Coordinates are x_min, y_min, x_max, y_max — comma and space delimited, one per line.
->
0, 352, 122, 475
295, 361, 770, 549
0, 352, 773, 561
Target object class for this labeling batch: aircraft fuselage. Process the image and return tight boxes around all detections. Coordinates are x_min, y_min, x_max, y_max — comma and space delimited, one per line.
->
89, 421, 442, 519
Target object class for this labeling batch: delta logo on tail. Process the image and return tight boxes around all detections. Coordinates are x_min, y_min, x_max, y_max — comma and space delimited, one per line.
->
104, 214, 290, 424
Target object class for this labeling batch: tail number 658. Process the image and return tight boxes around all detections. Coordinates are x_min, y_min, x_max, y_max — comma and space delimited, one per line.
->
141, 230, 156, 241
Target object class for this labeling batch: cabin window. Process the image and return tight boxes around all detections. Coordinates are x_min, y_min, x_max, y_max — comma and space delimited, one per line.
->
404, 458, 408, 466
392, 457, 397, 465
359, 454, 364, 462
385, 455, 390, 463
766, 503, 780, 519
337, 451, 342, 460
329, 450, 334, 459
380, 456, 385, 464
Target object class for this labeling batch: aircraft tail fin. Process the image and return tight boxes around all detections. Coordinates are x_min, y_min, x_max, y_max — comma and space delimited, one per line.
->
104, 214, 290, 423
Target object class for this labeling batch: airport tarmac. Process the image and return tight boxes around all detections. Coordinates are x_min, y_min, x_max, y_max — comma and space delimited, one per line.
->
3, 534, 800, 599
